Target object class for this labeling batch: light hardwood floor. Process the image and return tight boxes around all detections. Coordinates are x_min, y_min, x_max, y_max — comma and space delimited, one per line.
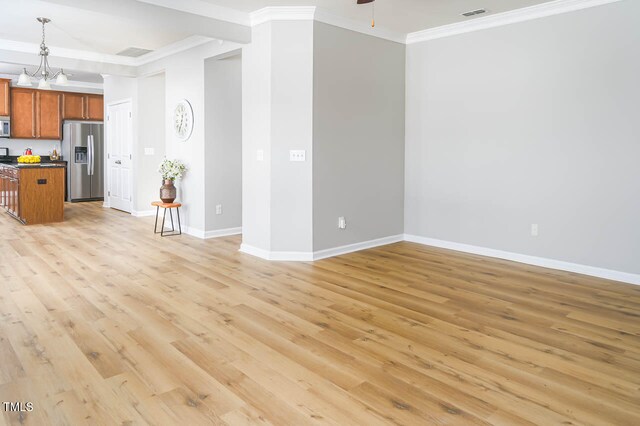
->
0, 202, 639, 425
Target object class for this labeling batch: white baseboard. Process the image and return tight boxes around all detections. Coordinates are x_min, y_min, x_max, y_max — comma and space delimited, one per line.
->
204, 227, 242, 239
185, 227, 243, 239
313, 234, 404, 260
404, 234, 640, 286
131, 209, 156, 218
239, 244, 314, 261
239, 234, 404, 262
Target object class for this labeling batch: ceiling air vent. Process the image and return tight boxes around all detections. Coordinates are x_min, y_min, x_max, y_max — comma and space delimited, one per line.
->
116, 47, 153, 58
462, 9, 487, 17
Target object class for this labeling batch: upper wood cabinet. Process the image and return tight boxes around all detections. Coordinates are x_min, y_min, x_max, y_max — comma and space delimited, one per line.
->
62, 92, 85, 120
0, 78, 10, 116
37, 91, 62, 140
11, 88, 62, 140
10, 88, 37, 139
62, 93, 104, 121
9, 88, 103, 140
86, 95, 104, 120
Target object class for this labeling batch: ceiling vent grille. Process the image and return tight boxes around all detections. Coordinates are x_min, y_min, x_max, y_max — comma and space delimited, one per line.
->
462, 9, 487, 17
116, 47, 153, 58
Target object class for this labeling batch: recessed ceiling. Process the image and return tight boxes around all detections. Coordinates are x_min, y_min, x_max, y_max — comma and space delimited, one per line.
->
200, 0, 557, 34
0, 0, 191, 55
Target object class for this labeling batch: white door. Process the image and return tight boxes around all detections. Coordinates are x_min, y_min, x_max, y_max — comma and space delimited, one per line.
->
107, 101, 133, 213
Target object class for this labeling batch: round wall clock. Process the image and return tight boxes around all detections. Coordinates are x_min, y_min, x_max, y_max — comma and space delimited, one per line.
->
173, 99, 194, 141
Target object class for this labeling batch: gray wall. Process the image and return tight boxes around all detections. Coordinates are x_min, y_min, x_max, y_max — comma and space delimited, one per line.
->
270, 20, 314, 252
137, 73, 166, 212
405, 0, 640, 274
313, 22, 406, 251
204, 55, 242, 233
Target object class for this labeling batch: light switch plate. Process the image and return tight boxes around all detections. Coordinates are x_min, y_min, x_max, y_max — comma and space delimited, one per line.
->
256, 150, 264, 161
144, 148, 155, 156
290, 150, 306, 162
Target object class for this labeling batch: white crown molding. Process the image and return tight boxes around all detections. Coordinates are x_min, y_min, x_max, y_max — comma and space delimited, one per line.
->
250, 6, 317, 27
407, 0, 624, 44
250, 6, 405, 44
137, 0, 250, 26
404, 235, 640, 286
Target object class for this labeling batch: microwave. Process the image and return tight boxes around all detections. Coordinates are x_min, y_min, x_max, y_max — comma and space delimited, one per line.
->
0, 118, 9, 138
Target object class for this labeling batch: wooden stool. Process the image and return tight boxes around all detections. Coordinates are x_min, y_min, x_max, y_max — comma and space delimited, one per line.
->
152, 202, 182, 237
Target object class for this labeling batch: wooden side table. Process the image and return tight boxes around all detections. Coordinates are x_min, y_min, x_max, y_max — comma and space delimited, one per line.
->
152, 201, 182, 237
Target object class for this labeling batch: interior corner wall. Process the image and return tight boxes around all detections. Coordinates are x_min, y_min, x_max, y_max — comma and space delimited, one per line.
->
312, 22, 406, 252
136, 73, 166, 213
242, 22, 273, 251
270, 20, 314, 253
242, 21, 314, 254
405, 0, 640, 275
204, 55, 242, 233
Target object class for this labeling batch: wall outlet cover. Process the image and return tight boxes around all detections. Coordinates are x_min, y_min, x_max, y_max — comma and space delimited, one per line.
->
289, 150, 306, 162
338, 216, 347, 229
531, 223, 539, 237
144, 148, 155, 156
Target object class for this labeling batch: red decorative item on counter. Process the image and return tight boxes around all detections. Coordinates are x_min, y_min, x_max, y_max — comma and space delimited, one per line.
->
24, 148, 33, 155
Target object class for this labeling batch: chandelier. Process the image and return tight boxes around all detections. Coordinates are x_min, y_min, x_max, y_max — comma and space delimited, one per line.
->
17, 17, 69, 90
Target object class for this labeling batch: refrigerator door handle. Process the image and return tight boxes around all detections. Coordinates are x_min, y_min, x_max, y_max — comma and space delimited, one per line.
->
90, 135, 95, 176
87, 134, 92, 176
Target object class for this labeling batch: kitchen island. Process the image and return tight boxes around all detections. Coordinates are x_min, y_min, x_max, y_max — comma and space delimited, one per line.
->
0, 163, 65, 224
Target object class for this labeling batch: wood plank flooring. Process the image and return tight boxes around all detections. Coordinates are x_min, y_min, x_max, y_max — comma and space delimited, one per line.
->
0, 202, 639, 425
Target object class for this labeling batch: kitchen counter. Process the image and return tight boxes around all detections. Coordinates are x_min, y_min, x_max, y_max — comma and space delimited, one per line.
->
0, 163, 65, 224
5, 163, 66, 169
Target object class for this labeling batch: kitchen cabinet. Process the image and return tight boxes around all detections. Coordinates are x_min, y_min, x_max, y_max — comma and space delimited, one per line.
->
62, 93, 104, 121
62, 92, 85, 119
0, 164, 64, 224
0, 165, 20, 219
10, 88, 37, 139
0, 78, 10, 116
10, 88, 62, 139
37, 91, 62, 139
86, 95, 104, 120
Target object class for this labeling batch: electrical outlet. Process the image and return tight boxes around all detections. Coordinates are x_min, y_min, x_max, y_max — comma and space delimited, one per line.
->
338, 216, 346, 230
289, 150, 306, 162
531, 224, 539, 237
216, 204, 223, 215
144, 148, 155, 156
256, 150, 264, 161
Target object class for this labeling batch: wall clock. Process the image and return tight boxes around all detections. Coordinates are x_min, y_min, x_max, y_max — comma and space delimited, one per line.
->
173, 99, 194, 141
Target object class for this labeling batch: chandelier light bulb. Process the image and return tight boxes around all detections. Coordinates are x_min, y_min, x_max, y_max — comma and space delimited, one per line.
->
17, 69, 33, 87
38, 78, 51, 90
56, 70, 69, 85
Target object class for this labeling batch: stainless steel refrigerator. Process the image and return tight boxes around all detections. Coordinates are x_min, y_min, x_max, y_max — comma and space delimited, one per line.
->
62, 121, 104, 202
